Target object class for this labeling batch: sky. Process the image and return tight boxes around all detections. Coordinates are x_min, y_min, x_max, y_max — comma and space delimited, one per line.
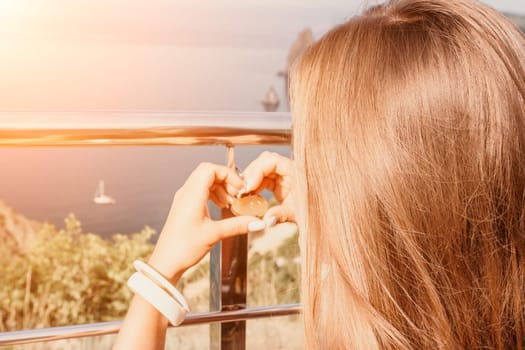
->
0, 0, 523, 112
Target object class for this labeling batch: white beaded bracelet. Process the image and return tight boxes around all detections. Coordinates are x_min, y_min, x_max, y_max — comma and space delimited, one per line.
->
127, 272, 187, 326
133, 260, 190, 314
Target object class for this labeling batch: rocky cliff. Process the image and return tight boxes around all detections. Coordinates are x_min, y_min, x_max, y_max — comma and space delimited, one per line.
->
0, 200, 42, 252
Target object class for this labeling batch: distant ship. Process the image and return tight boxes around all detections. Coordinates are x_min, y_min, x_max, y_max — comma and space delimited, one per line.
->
262, 86, 280, 112
93, 180, 116, 205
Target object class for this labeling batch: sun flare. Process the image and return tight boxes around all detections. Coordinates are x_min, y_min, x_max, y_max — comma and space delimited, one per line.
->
0, 0, 22, 15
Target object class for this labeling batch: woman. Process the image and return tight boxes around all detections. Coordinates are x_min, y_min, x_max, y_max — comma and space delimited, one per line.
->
114, 0, 525, 348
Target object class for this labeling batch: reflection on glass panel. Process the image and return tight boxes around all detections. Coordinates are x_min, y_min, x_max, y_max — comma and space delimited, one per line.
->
246, 315, 303, 350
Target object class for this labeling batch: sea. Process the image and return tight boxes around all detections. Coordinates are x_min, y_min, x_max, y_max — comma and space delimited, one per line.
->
0, 144, 290, 238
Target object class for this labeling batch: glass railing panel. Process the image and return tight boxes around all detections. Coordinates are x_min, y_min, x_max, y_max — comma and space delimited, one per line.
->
0, 144, 290, 335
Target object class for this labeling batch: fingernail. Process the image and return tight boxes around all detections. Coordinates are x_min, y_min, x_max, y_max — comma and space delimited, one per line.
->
264, 216, 277, 227
244, 181, 253, 193
248, 220, 266, 232
235, 167, 243, 177
227, 195, 234, 205
237, 182, 251, 198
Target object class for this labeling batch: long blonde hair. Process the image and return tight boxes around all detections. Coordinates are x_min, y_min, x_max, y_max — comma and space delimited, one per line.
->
290, 0, 525, 348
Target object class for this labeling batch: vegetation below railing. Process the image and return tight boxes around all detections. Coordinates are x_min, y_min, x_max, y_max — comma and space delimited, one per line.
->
0, 211, 154, 331
0, 202, 300, 333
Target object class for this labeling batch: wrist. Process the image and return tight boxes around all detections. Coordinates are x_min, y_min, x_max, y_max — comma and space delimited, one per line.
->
132, 293, 170, 327
147, 253, 185, 285
127, 263, 190, 326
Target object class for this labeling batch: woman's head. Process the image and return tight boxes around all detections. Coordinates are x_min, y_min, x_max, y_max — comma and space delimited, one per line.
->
290, 0, 525, 348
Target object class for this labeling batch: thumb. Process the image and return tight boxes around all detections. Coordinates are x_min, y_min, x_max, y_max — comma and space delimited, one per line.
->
263, 204, 296, 227
213, 216, 266, 240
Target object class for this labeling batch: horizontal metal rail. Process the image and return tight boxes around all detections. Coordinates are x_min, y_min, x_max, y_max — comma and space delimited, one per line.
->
0, 303, 301, 346
0, 111, 291, 146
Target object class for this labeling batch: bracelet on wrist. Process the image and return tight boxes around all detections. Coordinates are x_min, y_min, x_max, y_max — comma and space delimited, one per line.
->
127, 260, 190, 326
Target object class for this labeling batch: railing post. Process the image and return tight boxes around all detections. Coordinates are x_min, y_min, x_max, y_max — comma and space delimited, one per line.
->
209, 242, 222, 350
209, 146, 248, 350
209, 208, 248, 350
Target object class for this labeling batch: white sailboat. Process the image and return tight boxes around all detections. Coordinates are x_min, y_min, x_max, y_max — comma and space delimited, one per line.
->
93, 180, 116, 205
262, 86, 280, 112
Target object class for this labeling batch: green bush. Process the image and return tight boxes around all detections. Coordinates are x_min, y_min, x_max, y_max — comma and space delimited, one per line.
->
248, 233, 300, 306
0, 214, 155, 331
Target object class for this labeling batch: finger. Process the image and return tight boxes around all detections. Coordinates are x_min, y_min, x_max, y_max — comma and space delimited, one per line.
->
241, 152, 290, 194
187, 163, 245, 199
263, 204, 296, 227
253, 178, 275, 195
212, 185, 234, 207
226, 183, 242, 197
195, 163, 245, 188
209, 192, 227, 209
208, 216, 266, 240
273, 177, 291, 200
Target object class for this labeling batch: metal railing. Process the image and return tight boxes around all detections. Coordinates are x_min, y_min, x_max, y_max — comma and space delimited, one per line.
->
0, 111, 291, 146
0, 111, 298, 349
0, 304, 301, 346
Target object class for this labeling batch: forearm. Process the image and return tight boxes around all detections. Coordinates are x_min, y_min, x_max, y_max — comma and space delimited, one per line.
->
113, 293, 169, 350
113, 259, 184, 350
